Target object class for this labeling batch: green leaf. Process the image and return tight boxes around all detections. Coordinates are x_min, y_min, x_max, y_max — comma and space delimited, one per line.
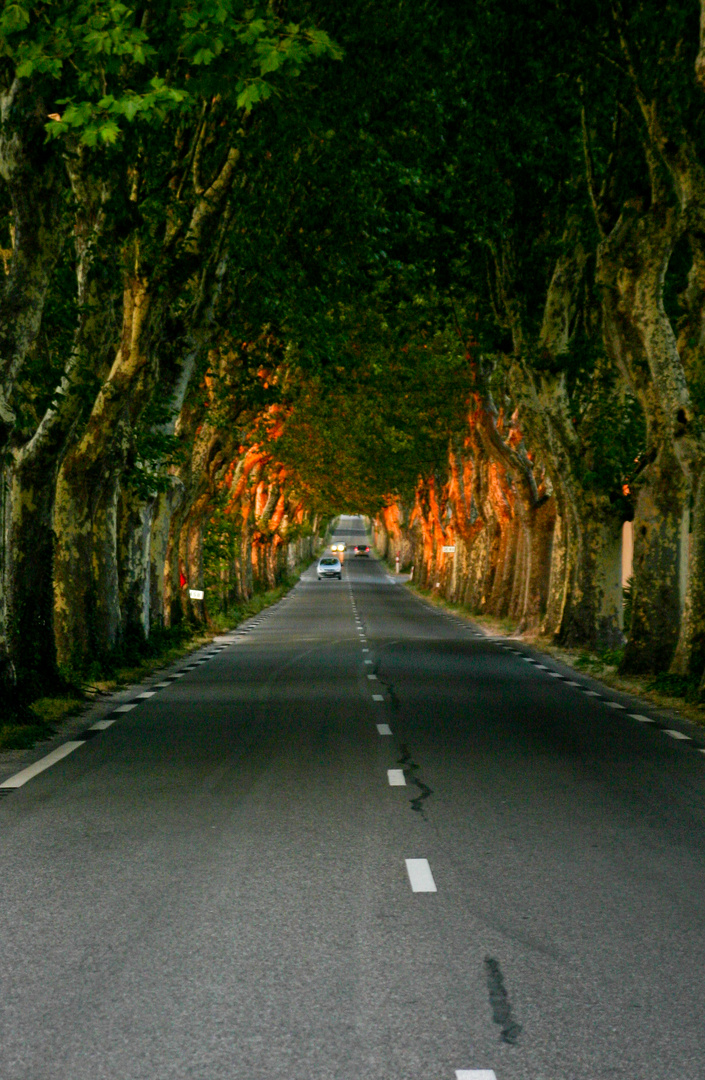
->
237, 82, 262, 111
1, 3, 30, 34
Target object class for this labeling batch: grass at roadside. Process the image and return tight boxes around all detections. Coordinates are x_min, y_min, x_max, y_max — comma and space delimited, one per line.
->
0, 573, 302, 753
405, 580, 705, 730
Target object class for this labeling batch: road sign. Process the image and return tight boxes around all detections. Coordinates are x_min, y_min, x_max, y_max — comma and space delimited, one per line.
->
189, 589, 204, 600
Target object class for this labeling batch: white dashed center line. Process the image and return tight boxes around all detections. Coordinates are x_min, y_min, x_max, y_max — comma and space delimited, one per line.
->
153, 682, 171, 688
387, 769, 406, 785
114, 703, 138, 713
664, 729, 691, 741
0, 742, 85, 789
367, 673, 377, 680
566, 680, 581, 687
604, 701, 625, 709
376, 723, 392, 735
405, 858, 437, 893
89, 719, 115, 731
583, 690, 600, 697
547, 672, 562, 678
136, 691, 156, 699
631, 713, 655, 723
372, 694, 384, 701
456, 1072, 497, 1080
365, 659, 373, 664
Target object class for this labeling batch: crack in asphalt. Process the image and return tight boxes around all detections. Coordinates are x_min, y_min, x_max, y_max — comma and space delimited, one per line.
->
484, 956, 522, 1044
397, 742, 434, 817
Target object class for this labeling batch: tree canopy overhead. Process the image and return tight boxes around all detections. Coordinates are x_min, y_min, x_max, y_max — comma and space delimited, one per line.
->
2, 0, 705, 718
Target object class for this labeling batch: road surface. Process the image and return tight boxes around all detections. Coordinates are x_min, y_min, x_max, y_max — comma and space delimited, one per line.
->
1, 514, 704, 1080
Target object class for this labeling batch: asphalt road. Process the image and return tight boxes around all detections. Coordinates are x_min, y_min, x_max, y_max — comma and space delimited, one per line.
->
1, 514, 705, 1080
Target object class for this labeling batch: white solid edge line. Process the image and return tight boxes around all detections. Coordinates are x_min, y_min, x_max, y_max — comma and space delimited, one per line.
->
114, 703, 138, 712
630, 713, 655, 723
664, 729, 691, 740
372, 694, 384, 701
89, 719, 115, 730
405, 858, 437, 893
377, 723, 392, 735
0, 742, 86, 788
388, 768, 406, 785
456, 1072, 497, 1080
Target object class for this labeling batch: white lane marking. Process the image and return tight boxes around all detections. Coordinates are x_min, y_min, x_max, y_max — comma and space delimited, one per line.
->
171, 673, 186, 678
372, 694, 384, 701
535, 664, 547, 670
388, 769, 406, 785
631, 713, 655, 723
114, 703, 138, 713
547, 672, 562, 678
0, 742, 86, 789
367, 673, 378, 680
664, 729, 691, 741
137, 691, 156, 698
362, 648, 369, 652
521, 657, 533, 662
604, 701, 625, 709
456, 1072, 497, 1080
365, 659, 373, 664
566, 680, 581, 686
405, 858, 437, 893
89, 720, 115, 731
699, 749, 705, 755
583, 690, 601, 697
153, 682, 171, 688
377, 723, 392, 735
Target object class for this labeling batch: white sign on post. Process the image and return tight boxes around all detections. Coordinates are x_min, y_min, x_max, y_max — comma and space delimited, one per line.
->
188, 589, 204, 600
442, 545, 456, 553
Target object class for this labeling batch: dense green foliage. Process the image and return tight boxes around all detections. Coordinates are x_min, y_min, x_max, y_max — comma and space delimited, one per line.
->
2, 0, 705, 720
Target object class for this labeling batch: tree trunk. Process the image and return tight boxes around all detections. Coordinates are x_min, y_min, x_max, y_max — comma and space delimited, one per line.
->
597, 199, 688, 672
622, 444, 685, 672
53, 274, 151, 672
118, 489, 157, 647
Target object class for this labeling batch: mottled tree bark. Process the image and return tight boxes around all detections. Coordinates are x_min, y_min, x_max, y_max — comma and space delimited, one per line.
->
597, 193, 688, 671
54, 273, 151, 670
